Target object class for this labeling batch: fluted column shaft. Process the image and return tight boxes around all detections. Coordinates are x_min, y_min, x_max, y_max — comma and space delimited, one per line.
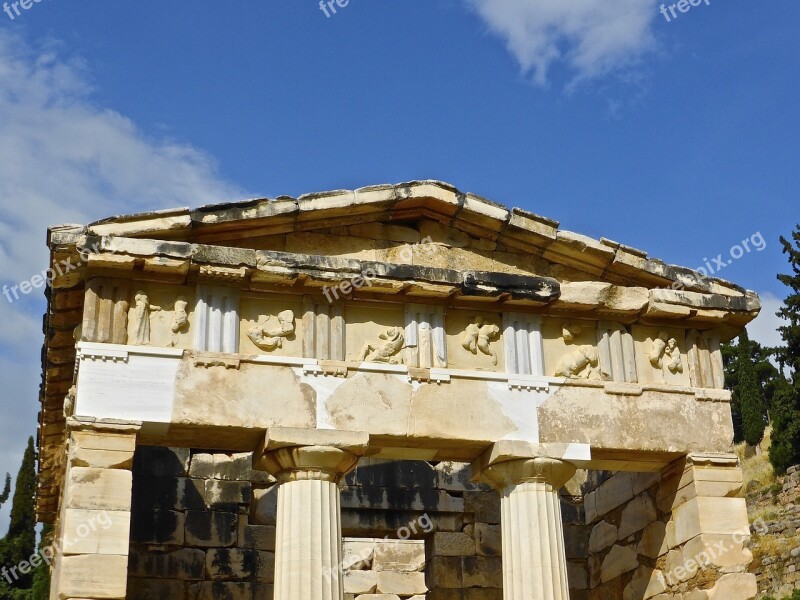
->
484, 457, 576, 600
275, 477, 343, 600
259, 444, 361, 600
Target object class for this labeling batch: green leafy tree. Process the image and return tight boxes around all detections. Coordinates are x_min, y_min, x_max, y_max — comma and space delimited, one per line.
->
770, 225, 800, 474
0, 437, 38, 599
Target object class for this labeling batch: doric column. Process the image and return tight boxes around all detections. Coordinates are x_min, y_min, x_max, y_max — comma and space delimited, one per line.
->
473, 442, 587, 600
50, 418, 140, 600
254, 428, 369, 600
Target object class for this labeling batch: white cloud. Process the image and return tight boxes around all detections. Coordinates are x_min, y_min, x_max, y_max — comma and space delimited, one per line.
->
466, 0, 659, 85
0, 30, 246, 534
748, 291, 786, 349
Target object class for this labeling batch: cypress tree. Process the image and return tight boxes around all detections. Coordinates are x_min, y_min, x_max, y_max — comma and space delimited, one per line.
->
737, 330, 768, 446
0, 437, 38, 596
770, 225, 800, 473
0, 476, 9, 508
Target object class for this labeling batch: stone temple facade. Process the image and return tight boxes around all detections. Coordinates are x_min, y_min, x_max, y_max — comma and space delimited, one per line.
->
37, 181, 760, 600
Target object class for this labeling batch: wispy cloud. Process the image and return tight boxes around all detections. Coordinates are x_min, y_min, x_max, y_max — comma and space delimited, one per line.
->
0, 30, 246, 533
748, 291, 787, 350
466, 0, 659, 86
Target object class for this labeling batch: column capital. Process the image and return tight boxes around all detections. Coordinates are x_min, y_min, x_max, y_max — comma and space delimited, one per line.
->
259, 445, 362, 483
481, 456, 577, 491
471, 440, 588, 492
254, 427, 370, 483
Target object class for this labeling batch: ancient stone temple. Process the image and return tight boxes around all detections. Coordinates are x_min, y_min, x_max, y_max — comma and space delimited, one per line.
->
38, 181, 760, 600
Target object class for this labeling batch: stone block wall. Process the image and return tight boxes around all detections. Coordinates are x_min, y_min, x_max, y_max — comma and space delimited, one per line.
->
127, 446, 274, 600
747, 465, 800, 598
126, 448, 587, 600
582, 463, 755, 600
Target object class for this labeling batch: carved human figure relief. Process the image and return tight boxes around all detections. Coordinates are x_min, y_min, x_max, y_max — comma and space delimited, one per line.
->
461, 316, 500, 366
359, 327, 405, 364
248, 309, 296, 352
133, 291, 161, 345
555, 323, 600, 379
169, 297, 189, 347
650, 332, 683, 373
555, 345, 600, 379
649, 331, 683, 381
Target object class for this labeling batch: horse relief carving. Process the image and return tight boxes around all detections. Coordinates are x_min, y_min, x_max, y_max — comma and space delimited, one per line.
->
248, 310, 296, 352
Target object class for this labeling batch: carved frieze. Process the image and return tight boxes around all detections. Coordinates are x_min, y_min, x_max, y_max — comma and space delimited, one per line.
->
359, 327, 405, 364
248, 310, 296, 352
461, 316, 501, 366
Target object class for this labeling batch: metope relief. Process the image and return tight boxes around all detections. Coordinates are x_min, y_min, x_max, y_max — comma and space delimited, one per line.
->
554, 323, 600, 380
248, 310, 296, 352
169, 297, 190, 347
132, 290, 162, 346
359, 327, 405, 364
461, 316, 501, 367
649, 331, 684, 382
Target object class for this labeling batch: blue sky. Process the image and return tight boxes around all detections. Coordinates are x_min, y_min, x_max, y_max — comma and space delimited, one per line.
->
0, 1, 797, 531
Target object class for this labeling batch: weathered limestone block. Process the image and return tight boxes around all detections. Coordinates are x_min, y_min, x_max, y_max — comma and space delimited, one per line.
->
127, 578, 186, 600
205, 548, 274, 582
428, 556, 463, 589
376, 571, 428, 595
706, 573, 757, 599
238, 521, 276, 552
589, 521, 618, 554
58, 554, 129, 599
473, 523, 502, 556
432, 532, 476, 557
251, 485, 279, 526
354, 595, 401, 600
194, 581, 253, 600
637, 521, 669, 559
344, 570, 378, 594
128, 547, 205, 580
132, 446, 190, 478
372, 540, 425, 571
681, 533, 752, 568
567, 560, 589, 590
623, 566, 668, 600
204, 479, 252, 510
69, 430, 136, 470
618, 492, 658, 539
600, 545, 639, 583
462, 556, 503, 588
463, 491, 501, 524
130, 509, 186, 545
434, 461, 489, 492
65, 468, 133, 511
61, 509, 130, 555
343, 539, 377, 570
184, 511, 238, 547
672, 497, 749, 546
